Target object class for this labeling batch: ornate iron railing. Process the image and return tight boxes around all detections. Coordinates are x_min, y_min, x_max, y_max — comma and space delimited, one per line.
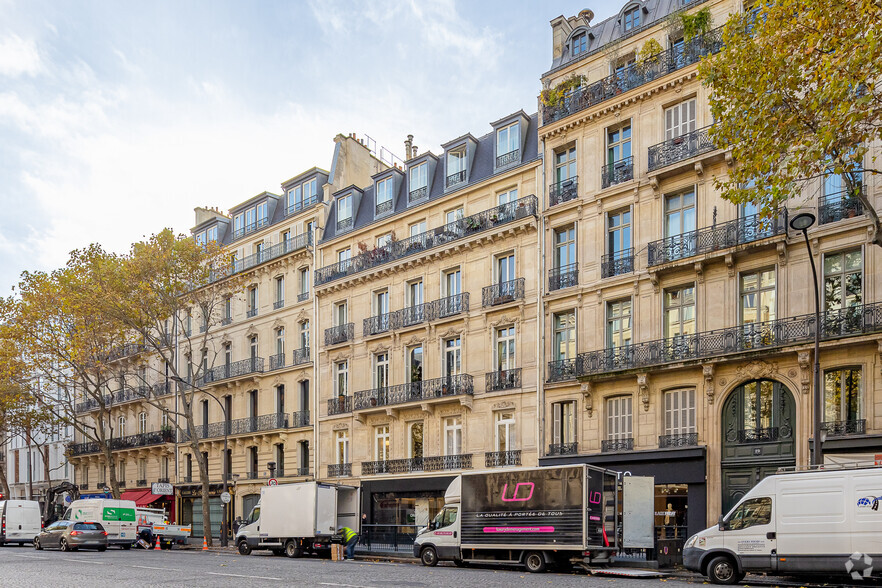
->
273, 300, 284, 310
292, 347, 310, 366
328, 463, 351, 477
659, 432, 699, 448
485, 368, 521, 392
424, 454, 472, 471
485, 450, 522, 467
823, 419, 866, 437
232, 217, 270, 240
68, 429, 175, 456
375, 199, 394, 216
601, 438, 634, 452
186, 413, 289, 440
435, 293, 468, 319
549, 263, 578, 291
286, 193, 319, 216
291, 410, 310, 428
211, 231, 311, 282
336, 217, 353, 232
136, 479, 147, 487
221, 317, 232, 325
324, 323, 354, 346
648, 210, 787, 266
549, 177, 578, 207
446, 170, 466, 188
152, 382, 173, 397
542, 27, 724, 125
735, 427, 781, 443
647, 124, 718, 171
392, 302, 431, 329
601, 248, 634, 278
198, 357, 264, 386
268, 353, 285, 371
327, 396, 352, 416
296, 467, 311, 477
577, 302, 882, 377
107, 343, 147, 361
496, 149, 520, 168
548, 442, 579, 456
482, 278, 525, 307
353, 374, 474, 411
601, 156, 634, 189
360, 455, 471, 475
297, 292, 309, 302
316, 196, 537, 285
408, 186, 428, 204
819, 188, 866, 225
364, 314, 391, 337
547, 358, 578, 382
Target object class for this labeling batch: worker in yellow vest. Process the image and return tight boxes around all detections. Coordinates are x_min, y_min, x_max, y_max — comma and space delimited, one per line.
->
338, 526, 358, 560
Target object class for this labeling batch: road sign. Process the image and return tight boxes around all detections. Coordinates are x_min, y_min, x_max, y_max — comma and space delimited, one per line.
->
267, 478, 278, 486
152, 482, 174, 496
220, 491, 231, 504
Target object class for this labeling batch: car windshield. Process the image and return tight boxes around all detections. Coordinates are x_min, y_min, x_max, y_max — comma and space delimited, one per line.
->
73, 523, 103, 531
248, 507, 260, 525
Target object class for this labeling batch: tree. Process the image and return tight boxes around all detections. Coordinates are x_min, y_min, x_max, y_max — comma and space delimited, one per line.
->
699, 0, 882, 245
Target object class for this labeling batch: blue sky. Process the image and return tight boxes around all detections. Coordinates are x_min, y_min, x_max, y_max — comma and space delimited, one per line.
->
0, 0, 618, 295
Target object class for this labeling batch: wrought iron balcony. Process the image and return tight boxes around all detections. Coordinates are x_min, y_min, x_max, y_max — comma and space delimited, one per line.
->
158, 477, 170, 483
601, 156, 634, 189
291, 410, 310, 428
648, 211, 787, 267
577, 302, 882, 378
232, 217, 270, 241
822, 419, 866, 437
297, 292, 309, 302
336, 217, 353, 232
186, 413, 290, 440
549, 177, 578, 207
391, 302, 430, 329
408, 186, 428, 204
819, 187, 866, 225
245, 470, 259, 480
446, 170, 466, 188
482, 278, 525, 307
485, 449, 522, 467
316, 196, 537, 285
549, 263, 578, 291
542, 27, 723, 125
268, 353, 285, 371
198, 357, 264, 386
548, 442, 578, 456
659, 432, 699, 448
118, 481, 127, 488
221, 317, 232, 326
601, 249, 634, 278
485, 368, 521, 392
648, 125, 718, 172
496, 149, 520, 168
601, 438, 634, 452
273, 300, 284, 310
328, 463, 352, 477
353, 374, 474, 411
547, 358, 578, 382
733, 427, 785, 443
246, 308, 258, 318
286, 193, 319, 216
136, 479, 147, 487
327, 395, 352, 416
324, 323, 354, 346
364, 314, 391, 337
435, 293, 468, 319
210, 231, 312, 282
361, 454, 472, 475
106, 343, 147, 362
295, 467, 311, 477
375, 199, 394, 216
292, 347, 310, 366
68, 429, 176, 456
425, 453, 472, 471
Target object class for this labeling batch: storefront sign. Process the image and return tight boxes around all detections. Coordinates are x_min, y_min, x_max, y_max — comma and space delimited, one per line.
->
151, 482, 174, 496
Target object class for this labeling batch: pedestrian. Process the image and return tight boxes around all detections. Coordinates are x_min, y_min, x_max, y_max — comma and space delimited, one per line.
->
337, 526, 358, 560
233, 516, 243, 534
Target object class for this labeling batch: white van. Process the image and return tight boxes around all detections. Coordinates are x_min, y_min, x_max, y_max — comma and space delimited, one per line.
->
684, 464, 882, 584
64, 499, 137, 548
0, 500, 42, 546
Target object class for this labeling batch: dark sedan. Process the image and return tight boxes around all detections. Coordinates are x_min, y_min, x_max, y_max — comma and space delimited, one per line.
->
35, 521, 108, 552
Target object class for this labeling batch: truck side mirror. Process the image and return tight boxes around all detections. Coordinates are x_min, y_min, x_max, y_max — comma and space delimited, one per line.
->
718, 515, 725, 531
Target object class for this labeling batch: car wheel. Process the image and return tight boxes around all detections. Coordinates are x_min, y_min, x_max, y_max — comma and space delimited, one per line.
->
237, 541, 252, 556
524, 551, 547, 573
420, 546, 438, 567
707, 555, 742, 585
284, 540, 302, 558
60, 539, 70, 552
97, 546, 107, 552
33, 538, 41, 551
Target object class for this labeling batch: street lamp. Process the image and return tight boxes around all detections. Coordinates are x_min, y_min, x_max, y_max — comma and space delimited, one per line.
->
789, 212, 824, 466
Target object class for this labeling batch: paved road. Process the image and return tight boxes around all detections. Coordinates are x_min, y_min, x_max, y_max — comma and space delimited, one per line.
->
0, 544, 866, 587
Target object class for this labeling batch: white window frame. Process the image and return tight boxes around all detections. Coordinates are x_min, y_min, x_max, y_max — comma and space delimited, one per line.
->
443, 416, 463, 456
496, 122, 519, 157
335, 361, 348, 396
374, 425, 391, 461
607, 396, 633, 441
335, 430, 349, 465
665, 98, 696, 141
495, 411, 516, 452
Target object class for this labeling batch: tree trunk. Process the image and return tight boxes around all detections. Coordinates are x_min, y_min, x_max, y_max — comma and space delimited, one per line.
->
26, 431, 33, 501
198, 445, 213, 547
41, 445, 52, 520
0, 455, 10, 498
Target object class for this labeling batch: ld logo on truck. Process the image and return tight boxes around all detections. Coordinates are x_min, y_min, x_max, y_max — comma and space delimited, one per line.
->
501, 482, 535, 502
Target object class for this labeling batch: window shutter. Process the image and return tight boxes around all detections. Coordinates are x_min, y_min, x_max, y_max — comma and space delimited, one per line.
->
553, 403, 561, 443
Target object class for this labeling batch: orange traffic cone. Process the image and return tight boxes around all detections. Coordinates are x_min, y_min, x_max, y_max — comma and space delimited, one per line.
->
202, 537, 208, 551
155, 537, 162, 551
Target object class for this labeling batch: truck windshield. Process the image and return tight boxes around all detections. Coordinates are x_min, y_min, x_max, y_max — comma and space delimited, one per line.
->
725, 497, 772, 530
434, 507, 457, 528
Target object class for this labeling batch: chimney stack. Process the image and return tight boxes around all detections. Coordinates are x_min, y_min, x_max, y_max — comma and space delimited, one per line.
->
404, 135, 414, 160
411, 145, 418, 159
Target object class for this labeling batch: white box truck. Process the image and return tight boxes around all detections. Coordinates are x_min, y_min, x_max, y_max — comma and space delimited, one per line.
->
235, 481, 360, 558
413, 465, 619, 573
684, 464, 882, 584
64, 499, 137, 548
0, 500, 42, 546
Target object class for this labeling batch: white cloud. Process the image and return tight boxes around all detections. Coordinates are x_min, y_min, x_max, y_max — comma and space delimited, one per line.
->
0, 34, 43, 77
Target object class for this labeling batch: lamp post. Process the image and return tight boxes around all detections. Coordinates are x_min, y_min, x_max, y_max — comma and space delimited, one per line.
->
789, 212, 824, 466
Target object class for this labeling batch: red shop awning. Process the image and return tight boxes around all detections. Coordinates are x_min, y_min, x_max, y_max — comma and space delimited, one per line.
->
120, 489, 163, 506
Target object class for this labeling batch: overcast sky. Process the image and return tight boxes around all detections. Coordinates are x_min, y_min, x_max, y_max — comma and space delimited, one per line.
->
0, 0, 618, 295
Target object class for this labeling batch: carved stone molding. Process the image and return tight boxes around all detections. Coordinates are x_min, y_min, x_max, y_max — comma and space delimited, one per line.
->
637, 373, 650, 411
330, 351, 351, 363
245, 325, 258, 339
295, 372, 309, 384
580, 382, 593, 418
648, 271, 660, 294
488, 315, 518, 329
271, 318, 285, 330
777, 242, 788, 266
735, 360, 778, 381
703, 363, 715, 404
797, 351, 811, 395
694, 262, 704, 284
725, 253, 735, 277
438, 407, 462, 418
295, 309, 310, 324
332, 423, 348, 431
368, 342, 390, 354
492, 401, 516, 411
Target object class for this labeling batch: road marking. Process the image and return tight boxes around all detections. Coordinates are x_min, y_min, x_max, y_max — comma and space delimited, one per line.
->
320, 583, 382, 588
207, 572, 283, 581
59, 557, 108, 564
11, 554, 48, 560
131, 565, 183, 571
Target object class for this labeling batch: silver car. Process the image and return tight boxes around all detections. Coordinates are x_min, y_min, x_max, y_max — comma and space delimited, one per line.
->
34, 520, 108, 552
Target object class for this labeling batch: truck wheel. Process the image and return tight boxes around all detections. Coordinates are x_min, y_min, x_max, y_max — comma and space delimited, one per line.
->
524, 551, 547, 573
237, 541, 252, 556
707, 555, 742, 585
271, 549, 285, 556
420, 546, 438, 567
285, 540, 302, 558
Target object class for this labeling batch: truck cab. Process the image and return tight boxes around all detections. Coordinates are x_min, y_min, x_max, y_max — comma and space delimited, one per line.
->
414, 504, 460, 565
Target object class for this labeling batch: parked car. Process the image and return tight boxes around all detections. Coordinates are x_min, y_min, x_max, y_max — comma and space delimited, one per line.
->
35, 521, 108, 552
0, 499, 42, 546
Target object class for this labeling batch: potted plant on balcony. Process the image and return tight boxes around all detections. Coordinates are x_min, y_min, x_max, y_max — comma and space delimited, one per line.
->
637, 38, 663, 65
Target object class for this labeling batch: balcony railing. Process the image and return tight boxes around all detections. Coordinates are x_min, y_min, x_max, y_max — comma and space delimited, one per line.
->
601, 156, 634, 189
496, 149, 520, 168
647, 125, 718, 172
151, 382, 173, 398
822, 419, 866, 437
291, 410, 310, 428
336, 217, 353, 232
549, 177, 578, 207
246, 308, 258, 318
485, 449, 522, 467
576, 302, 882, 378
736, 427, 782, 443
446, 170, 466, 188
324, 323, 354, 346
286, 193, 319, 216
482, 278, 525, 307
547, 358, 578, 382
268, 353, 285, 371
648, 211, 787, 267
659, 432, 699, 448
273, 300, 284, 310
376, 199, 394, 216
136, 479, 147, 487
485, 368, 521, 392
549, 263, 578, 291
408, 186, 428, 204
198, 357, 264, 386
548, 442, 578, 456
328, 463, 352, 477
327, 395, 352, 416
232, 217, 270, 241
297, 291, 309, 302
186, 413, 289, 440
364, 314, 391, 337
392, 302, 430, 330
353, 374, 474, 411
542, 27, 724, 125
601, 438, 634, 452
211, 231, 312, 282
316, 196, 537, 285
221, 317, 232, 325
68, 429, 175, 456
107, 343, 147, 362
295, 467, 311, 477
362, 454, 473, 475
292, 347, 310, 366
601, 248, 634, 278
819, 187, 866, 225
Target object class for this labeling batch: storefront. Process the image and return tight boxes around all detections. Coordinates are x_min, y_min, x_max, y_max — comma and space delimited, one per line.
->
121, 489, 176, 523
178, 483, 226, 540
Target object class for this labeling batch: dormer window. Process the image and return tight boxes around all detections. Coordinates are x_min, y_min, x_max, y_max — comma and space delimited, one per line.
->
623, 6, 641, 31
496, 122, 520, 168
375, 177, 393, 216
446, 149, 466, 188
409, 162, 428, 204
233, 201, 269, 240
572, 32, 587, 56
336, 195, 353, 231
287, 178, 318, 215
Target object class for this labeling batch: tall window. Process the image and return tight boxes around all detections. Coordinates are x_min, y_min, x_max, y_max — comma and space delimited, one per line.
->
288, 185, 302, 212
409, 422, 424, 458
445, 208, 464, 225
138, 412, 147, 435
623, 5, 641, 30
275, 276, 284, 306
250, 335, 258, 359
374, 290, 389, 318
607, 299, 633, 349
300, 320, 310, 350
824, 368, 862, 424
497, 122, 519, 158
607, 396, 633, 440
740, 269, 776, 325
498, 188, 517, 206
607, 209, 631, 257
607, 123, 631, 165
444, 268, 461, 296
664, 389, 696, 436
338, 248, 351, 265
496, 326, 516, 371
447, 149, 466, 177
256, 202, 268, 227
224, 297, 232, 322
374, 425, 391, 461
299, 268, 309, 299
376, 177, 393, 214
118, 416, 126, 437
374, 352, 389, 389
275, 443, 285, 475
496, 253, 515, 284
408, 280, 423, 307
335, 430, 349, 465
495, 411, 516, 452
665, 99, 696, 140
443, 416, 462, 455
275, 327, 285, 356
335, 361, 348, 396
335, 301, 347, 326
665, 190, 696, 237
664, 285, 696, 338
138, 458, 147, 482
248, 286, 258, 315
409, 221, 427, 237
410, 162, 428, 193
824, 250, 862, 310
118, 460, 126, 483
554, 225, 576, 269
337, 195, 352, 224
444, 337, 461, 377
554, 146, 577, 185
552, 401, 576, 444
572, 31, 587, 56
302, 178, 317, 204
553, 311, 576, 361
408, 345, 423, 383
